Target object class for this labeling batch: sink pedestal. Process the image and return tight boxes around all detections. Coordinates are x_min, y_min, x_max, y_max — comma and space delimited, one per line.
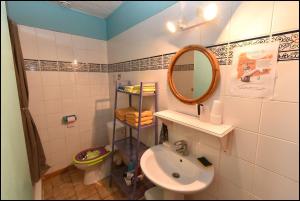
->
164, 189, 184, 200
145, 186, 185, 200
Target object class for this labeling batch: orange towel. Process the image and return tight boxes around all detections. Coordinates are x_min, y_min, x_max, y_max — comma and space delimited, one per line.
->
115, 107, 136, 120
126, 119, 153, 127
126, 110, 153, 118
116, 114, 125, 121
126, 116, 153, 123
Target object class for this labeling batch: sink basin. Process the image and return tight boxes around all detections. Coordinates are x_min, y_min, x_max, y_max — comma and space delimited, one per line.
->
141, 144, 214, 199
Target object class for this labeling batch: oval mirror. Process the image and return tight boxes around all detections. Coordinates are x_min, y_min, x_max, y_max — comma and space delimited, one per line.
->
168, 45, 220, 105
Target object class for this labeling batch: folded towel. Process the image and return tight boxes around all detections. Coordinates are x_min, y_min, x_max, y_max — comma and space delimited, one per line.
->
133, 84, 155, 88
131, 88, 155, 94
126, 110, 153, 118
116, 114, 126, 121
124, 84, 156, 93
127, 119, 153, 127
126, 116, 153, 123
116, 107, 136, 120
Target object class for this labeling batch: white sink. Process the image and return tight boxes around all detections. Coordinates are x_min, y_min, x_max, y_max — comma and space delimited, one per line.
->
141, 144, 214, 200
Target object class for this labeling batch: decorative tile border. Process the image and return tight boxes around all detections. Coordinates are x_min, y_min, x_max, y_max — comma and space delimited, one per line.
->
58, 61, 73, 72
174, 64, 194, 71
25, 30, 298, 73
40, 60, 58, 71
163, 53, 176, 69
24, 60, 107, 73
24, 59, 40, 71
149, 55, 163, 70
207, 44, 228, 65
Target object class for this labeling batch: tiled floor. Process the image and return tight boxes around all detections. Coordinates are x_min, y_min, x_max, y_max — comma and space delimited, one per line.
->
42, 166, 127, 200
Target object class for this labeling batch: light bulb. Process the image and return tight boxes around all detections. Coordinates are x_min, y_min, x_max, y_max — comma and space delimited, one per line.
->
166, 21, 177, 33
73, 59, 78, 65
203, 3, 218, 21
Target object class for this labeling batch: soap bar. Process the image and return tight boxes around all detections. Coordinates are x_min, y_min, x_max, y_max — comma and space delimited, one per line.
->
197, 157, 212, 167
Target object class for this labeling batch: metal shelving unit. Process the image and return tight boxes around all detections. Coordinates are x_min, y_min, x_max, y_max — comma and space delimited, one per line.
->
109, 81, 158, 200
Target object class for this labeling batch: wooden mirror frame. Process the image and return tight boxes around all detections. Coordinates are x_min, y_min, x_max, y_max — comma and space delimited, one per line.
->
168, 45, 220, 105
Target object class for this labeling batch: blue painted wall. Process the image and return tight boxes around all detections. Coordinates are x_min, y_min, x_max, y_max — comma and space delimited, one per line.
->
6, 1, 107, 40
106, 1, 177, 39
6, 1, 177, 40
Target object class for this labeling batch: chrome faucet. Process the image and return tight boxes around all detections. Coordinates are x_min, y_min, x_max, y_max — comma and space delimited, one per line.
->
174, 140, 189, 156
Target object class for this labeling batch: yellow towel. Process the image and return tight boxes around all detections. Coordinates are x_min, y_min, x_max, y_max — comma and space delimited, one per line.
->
133, 84, 155, 88
126, 110, 153, 118
127, 119, 153, 127
124, 84, 155, 93
131, 89, 155, 94
126, 116, 153, 123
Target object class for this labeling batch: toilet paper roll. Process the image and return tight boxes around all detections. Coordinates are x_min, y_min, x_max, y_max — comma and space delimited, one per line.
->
67, 116, 76, 123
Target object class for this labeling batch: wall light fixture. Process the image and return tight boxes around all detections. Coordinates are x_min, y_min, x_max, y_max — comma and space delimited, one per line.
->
166, 3, 218, 33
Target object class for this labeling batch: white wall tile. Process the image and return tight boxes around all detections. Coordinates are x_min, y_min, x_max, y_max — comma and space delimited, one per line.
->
43, 86, 61, 101
28, 84, 44, 103
256, 135, 299, 181
223, 96, 262, 132
230, 128, 258, 163
46, 113, 62, 128
229, 1, 274, 41
73, 49, 88, 63
62, 99, 77, 114
75, 72, 90, 85
21, 26, 110, 175
272, 61, 299, 102
65, 127, 81, 162
195, 142, 221, 172
59, 72, 75, 86
61, 86, 76, 100
272, 1, 300, 33
253, 166, 299, 200
48, 126, 65, 141
220, 153, 255, 192
55, 32, 74, 62
217, 176, 258, 200
71, 35, 88, 50
260, 101, 299, 143
44, 100, 62, 115
26, 71, 42, 88
75, 86, 90, 98
29, 101, 45, 117
18, 25, 38, 59
33, 115, 47, 132
41, 72, 60, 87
36, 28, 57, 61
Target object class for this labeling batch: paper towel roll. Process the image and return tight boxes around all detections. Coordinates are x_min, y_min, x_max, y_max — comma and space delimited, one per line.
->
210, 100, 223, 125
211, 100, 223, 116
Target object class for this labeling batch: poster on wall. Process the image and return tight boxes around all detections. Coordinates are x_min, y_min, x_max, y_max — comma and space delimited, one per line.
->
229, 42, 279, 98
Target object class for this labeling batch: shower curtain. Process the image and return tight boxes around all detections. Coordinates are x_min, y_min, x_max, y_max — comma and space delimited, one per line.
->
7, 18, 49, 183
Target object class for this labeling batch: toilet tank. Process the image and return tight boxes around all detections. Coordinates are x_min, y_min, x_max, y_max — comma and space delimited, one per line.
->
106, 121, 125, 145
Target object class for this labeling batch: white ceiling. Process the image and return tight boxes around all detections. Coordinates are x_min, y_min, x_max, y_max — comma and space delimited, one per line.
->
55, 1, 123, 18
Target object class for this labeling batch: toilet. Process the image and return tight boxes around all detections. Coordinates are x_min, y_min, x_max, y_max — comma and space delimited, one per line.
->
73, 121, 125, 185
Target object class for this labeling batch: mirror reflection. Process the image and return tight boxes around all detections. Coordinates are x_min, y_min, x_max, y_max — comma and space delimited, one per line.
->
172, 50, 213, 99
